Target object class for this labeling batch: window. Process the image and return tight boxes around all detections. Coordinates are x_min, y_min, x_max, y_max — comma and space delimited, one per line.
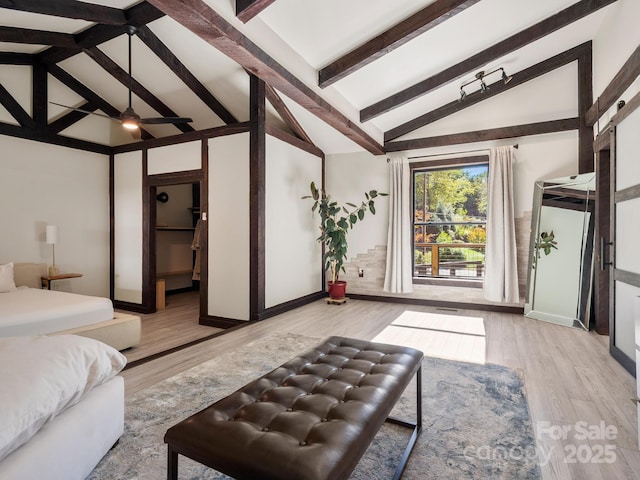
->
412, 159, 488, 284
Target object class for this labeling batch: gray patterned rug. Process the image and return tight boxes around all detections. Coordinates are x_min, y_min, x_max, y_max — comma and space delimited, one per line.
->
88, 332, 540, 479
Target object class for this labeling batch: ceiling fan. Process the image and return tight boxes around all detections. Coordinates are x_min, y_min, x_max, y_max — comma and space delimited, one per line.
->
51, 25, 193, 137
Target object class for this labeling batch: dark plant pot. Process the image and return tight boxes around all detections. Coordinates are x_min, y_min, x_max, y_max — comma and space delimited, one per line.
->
328, 280, 347, 299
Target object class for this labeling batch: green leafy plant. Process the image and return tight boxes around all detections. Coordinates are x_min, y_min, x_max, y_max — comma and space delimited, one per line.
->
532, 230, 559, 269
302, 181, 387, 284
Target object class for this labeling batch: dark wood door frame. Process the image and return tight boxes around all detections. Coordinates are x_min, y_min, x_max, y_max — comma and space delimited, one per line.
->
594, 139, 611, 335
146, 169, 206, 315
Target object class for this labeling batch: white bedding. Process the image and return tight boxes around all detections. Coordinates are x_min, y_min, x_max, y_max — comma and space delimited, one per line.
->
0, 287, 114, 336
0, 376, 124, 480
0, 335, 127, 462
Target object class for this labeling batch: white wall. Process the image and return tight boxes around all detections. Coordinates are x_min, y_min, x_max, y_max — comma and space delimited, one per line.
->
148, 141, 201, 174
113, 150, 143, 303
208, 133, 250, 321
593, 0, 640, 127
265, 135, 323, 307
0, 136, 110, 297
325, 150, 389, 264
326, 132, 577, 261
399, 64, 578, 141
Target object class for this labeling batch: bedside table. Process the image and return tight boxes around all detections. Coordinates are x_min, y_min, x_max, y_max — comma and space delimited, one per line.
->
41, 273, 83, 290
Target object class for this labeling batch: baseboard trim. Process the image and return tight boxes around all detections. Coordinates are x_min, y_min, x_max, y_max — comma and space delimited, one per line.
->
610, 344, 636, 377
347, 293, 525, 314
199, 315, 246, 329
254, 291, 326, 321
113, 300, 154, 314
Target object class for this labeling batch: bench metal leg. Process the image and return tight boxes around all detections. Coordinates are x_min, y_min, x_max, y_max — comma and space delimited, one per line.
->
167, 445, 179, 480
385, 365, 422, 480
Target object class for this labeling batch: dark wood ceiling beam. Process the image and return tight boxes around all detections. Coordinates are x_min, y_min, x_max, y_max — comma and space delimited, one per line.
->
265, 83, 316, 147
0, 121, 112, 154
0, 83, 34, 128
113, 121, 251, 154
136, 25, 238, 124
385, 118, 580, 151
319, 0, 480, 88
146, 0, 384, 155
0, 53, 34, 65
361, 0, 618, 122
0, 0, 127, 25
385, 42, 591, 142
49, 64, 123, 118
0, 26, 77, 48
586, 43, 640, 126
266, 125, 323, 158
578, 45, 593, 173
48, 64, 154, 139
32, 61, 47, 131
48, 101, 97, 133
37, 2, 164, 65
84, 46, 194, 133
236, 0, 277, 23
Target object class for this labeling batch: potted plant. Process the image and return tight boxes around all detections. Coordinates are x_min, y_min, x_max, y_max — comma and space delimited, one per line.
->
302, 181, 387, 299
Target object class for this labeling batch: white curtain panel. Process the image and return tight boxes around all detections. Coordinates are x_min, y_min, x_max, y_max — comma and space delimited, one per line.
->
484, 146, 519, 303
384, 157, 413, 293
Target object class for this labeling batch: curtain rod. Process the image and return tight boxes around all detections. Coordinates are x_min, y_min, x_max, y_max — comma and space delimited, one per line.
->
386, 144, 518, 162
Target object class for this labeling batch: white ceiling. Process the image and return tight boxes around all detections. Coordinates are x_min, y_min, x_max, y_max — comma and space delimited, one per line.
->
0, 0, 619, 153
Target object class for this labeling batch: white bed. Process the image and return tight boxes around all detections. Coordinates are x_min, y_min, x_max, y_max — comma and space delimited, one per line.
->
0, 335, 126, 480
0, 262, 141, 351
0, 287, 114, 336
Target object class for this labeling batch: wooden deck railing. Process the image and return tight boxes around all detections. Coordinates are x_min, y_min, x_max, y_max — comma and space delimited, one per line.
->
414, 242, 485, 278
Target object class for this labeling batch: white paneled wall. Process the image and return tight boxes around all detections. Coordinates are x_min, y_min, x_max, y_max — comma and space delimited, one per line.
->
208, 133, 250, 321
148, 141, 201, 174
0, 136, 110, 297
265, 135, 323, 307
113, 151, 143, 303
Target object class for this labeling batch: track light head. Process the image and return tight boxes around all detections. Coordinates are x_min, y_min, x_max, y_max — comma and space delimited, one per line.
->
458, 66, 509, 100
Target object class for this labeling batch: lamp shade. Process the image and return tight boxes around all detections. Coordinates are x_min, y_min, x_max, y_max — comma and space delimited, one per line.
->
46, 225, 57, 245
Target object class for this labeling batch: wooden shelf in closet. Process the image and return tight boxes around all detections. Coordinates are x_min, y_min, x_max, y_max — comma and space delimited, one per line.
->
156, 226, 195, 231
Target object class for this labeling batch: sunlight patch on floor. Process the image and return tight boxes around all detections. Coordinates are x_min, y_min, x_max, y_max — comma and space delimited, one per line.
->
373, 310, 487, 364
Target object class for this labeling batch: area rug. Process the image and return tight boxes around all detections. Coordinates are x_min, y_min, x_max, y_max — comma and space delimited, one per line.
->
88, 332, 540, 479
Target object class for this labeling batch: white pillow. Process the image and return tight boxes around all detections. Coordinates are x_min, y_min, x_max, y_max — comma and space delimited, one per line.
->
0, 263, 17, 293
0, 335, 127, 461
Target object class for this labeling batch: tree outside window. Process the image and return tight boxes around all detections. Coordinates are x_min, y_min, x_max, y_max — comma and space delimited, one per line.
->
413, 162, 488, 281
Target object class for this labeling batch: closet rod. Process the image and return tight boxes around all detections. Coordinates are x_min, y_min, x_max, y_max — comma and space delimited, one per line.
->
386, 144, 518, 162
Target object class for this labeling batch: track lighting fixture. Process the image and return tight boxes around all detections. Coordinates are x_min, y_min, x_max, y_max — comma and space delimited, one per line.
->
458, 67, 512, 101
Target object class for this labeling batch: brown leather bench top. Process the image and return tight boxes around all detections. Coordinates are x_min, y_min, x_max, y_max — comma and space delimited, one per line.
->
164, 336, 424, 480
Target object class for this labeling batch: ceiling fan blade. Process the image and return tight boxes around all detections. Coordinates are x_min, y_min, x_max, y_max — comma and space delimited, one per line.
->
129, 127, 142, 140
50, 102, 118, 121
139, 117, 193, 125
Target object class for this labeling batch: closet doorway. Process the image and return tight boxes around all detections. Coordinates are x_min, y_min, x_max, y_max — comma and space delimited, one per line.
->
147, 170, 206, 319
154, 182, 201, 306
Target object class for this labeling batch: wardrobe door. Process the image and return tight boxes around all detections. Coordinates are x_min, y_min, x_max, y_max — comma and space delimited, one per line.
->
610, 105, 640, 376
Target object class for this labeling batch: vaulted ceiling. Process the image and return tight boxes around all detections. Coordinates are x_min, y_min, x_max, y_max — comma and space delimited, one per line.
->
0, 0, 619, 155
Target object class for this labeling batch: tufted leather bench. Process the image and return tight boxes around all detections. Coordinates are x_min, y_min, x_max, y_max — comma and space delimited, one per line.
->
164, 336, 423, 480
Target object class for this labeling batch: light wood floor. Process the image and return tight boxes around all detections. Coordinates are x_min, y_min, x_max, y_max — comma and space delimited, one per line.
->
120, 290, 222, 363
122, 298, 640, 480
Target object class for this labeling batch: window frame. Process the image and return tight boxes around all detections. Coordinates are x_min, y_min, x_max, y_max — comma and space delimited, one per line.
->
410, 155, 489, 288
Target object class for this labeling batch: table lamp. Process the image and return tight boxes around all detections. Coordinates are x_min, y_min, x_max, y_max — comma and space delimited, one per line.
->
46, 225, 59, 276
